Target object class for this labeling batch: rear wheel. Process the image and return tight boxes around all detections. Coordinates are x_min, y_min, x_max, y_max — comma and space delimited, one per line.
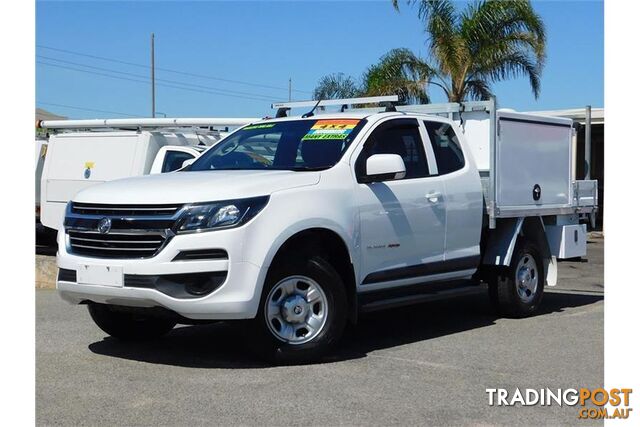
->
249, 254, 348, 364
88, 303, 177, 340
488, 239, 545, 318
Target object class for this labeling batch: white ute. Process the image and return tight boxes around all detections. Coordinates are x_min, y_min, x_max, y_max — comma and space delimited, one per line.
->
56, 97, 598, 363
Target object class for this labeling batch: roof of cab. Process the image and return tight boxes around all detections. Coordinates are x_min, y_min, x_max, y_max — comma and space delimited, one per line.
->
253, 110, 453, 127
256, 111, 413, 124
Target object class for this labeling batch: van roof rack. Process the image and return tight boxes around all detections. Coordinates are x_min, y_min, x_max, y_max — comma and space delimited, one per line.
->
272, 95, 399, 118
37, 117, 259, 131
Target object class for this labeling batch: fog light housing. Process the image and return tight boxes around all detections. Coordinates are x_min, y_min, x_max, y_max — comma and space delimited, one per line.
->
124, 271, 228, 299
185, 275, 220, 296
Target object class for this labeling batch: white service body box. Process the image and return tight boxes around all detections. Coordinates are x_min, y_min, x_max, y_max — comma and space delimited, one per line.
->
545, 224, 587, 259
495, 113, 573, 208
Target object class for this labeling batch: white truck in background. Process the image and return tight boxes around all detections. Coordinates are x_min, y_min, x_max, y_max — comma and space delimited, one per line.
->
56, 97, 598, 364
38, 118, 257, 230
35, 137, 48, 224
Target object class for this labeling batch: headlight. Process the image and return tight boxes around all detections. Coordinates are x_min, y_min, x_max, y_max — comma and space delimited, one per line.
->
175, 196, 269, 233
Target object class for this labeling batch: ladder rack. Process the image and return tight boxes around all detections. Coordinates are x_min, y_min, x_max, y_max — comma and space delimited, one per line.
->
38, 117, 259, 131
272, 95, 399, 117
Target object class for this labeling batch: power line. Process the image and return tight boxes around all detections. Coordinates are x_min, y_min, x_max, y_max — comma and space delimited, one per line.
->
36, 55, 279, 100
37, 44, 311, 95
39, 60, 154, 86
37, 61, 277, 103
37, 102, 140, 117
38, 61, 276, 102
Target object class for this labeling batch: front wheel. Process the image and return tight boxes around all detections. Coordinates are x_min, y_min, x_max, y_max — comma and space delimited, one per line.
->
488, 239, 545, 318
248, 255, 348, 364
88, 303, 177, 340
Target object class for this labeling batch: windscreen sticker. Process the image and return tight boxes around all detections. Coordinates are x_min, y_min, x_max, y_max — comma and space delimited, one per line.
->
302, 119, 360, 141
242, 123, 276, 130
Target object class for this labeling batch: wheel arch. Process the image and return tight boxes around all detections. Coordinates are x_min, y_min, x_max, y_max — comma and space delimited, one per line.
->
482, 216, 556, 286
266, 227, 358, 324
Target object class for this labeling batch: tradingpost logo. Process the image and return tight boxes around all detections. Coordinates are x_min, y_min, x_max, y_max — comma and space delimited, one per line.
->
486, 388, 633, 420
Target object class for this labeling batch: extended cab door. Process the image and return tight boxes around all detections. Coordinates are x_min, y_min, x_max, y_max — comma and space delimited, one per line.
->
421, 120, 483, 270
354, 117, 446, 289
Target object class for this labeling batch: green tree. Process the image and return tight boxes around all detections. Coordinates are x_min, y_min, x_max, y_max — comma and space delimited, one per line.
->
389, 0, 546, 102
312, 50, 432, 105
312, 73, 362, 100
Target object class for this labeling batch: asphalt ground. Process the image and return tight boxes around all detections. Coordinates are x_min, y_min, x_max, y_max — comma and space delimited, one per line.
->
36, 235, 604, 426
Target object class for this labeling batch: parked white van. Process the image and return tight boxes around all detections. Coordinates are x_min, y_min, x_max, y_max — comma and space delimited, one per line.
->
35, 137, 48, 223
39, 118, 257, 230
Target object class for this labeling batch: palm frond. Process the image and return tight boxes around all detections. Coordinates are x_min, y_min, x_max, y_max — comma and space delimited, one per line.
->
464, 79, 494, 101
418, 1, 466, 76
362, 48, 435, 104
461, 0, 545, 63
473, 48, 542, 98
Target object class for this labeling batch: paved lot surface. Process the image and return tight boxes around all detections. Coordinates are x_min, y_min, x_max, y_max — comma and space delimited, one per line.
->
37, 236, 604, 426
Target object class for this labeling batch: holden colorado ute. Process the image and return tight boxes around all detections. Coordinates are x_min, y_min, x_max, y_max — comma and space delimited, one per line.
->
56, 97, 598, 363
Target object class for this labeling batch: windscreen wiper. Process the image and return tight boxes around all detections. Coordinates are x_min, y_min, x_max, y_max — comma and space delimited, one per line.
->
290, 166, 330, 171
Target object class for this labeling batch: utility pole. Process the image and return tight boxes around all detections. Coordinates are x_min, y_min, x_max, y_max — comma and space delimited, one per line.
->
151, 33, 156, 118
585, 105, 591, 179
288, 78, 292, 102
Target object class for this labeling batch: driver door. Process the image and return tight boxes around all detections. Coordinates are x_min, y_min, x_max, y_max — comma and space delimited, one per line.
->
354, 118, 446, 288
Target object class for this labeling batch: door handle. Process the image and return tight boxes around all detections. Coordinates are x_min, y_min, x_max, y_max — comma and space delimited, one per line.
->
426, 191, 442, 203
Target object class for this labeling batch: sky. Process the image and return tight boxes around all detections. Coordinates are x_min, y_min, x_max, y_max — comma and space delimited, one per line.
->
36, 0, 604, 119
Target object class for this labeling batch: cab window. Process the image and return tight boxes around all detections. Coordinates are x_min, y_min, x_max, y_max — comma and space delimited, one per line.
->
423, 121, 465, 174
356, 118, 429, 182
162, 150, 195, 173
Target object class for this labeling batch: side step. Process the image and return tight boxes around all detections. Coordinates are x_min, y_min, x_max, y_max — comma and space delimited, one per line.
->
358, 280, 485, 313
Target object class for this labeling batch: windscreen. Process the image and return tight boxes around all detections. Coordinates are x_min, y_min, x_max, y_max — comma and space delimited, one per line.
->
188, 118, 366, 171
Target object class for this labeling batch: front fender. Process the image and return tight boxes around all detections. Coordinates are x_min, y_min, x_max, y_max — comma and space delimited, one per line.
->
260, 219, 355, 271
240, 184, 359, 297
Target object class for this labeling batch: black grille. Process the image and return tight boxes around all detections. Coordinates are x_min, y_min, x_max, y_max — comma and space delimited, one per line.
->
68, 230, 167, 259
71, 202, 183, 217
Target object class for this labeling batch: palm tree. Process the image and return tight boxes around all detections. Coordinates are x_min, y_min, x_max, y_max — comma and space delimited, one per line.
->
390, 0, 546, 102
312, 73, 362, 100
312, 50, 432, 105
362, 48, 431, 104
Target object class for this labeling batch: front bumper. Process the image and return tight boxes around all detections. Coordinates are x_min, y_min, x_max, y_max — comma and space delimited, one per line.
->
56, 226, 267, 320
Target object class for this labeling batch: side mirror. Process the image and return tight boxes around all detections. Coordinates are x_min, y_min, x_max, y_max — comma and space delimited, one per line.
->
364, 154, 406, 182
181, 158, 196, 169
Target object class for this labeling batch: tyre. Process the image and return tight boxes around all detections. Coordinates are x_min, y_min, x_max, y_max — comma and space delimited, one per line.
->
249, 254, 348, 364
488, 239, 545, 318
87, 303, 177, 340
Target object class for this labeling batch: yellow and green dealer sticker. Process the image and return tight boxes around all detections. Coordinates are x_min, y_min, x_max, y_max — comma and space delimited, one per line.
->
243, 123, 277, 130
302, 119, 360, 141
